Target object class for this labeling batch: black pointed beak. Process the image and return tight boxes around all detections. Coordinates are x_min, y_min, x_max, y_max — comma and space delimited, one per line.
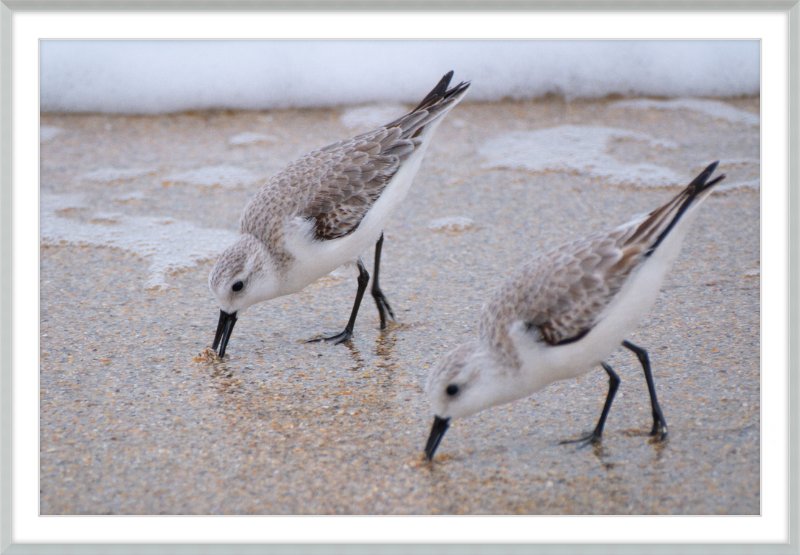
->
424, 415, 450, 461
212, 309, 237, 358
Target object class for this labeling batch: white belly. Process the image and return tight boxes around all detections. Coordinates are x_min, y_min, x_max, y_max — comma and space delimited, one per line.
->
515, 206, 701, 394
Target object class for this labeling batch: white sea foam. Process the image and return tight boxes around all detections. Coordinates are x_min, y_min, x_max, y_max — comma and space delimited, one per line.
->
163, 165, 260, 188
40, 40, 759, 114
41, 194, 238, 289
115, 191, 151, 202
611, 98, 760, 127
340, 104, 409, 130
480, 125, 683, 188
228, 132, 277, 146
448, 118, 467, 129
43, 194, 86, 212
80, 167, 157, 182
720, 157, 760, 168
40, 126, 63, 142
717, 180, 760, 192
711, 158, 760, 191
428, 216, 476, 232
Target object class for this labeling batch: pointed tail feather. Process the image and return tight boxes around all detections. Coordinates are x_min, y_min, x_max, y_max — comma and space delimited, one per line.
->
627, 162, 725, 255
411, 70, 471, 112
412, 71, 454, 111
385, 72, 471, 136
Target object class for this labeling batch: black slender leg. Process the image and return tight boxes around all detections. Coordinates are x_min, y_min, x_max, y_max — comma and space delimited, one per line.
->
561, 362, 620, 445
307, 260, 370, 345
623, 340, 668, 439
371, 232, 396, 330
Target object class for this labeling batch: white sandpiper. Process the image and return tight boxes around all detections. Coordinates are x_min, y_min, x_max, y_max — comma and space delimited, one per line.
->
209, 72, 470, 358
424, 162, 725, 460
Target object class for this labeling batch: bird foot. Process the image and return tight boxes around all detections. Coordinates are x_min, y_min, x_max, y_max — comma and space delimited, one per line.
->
559, 431, 602, 448
372, 290, 396, 330
306, 329, 353, 345
649, 423, 669, 442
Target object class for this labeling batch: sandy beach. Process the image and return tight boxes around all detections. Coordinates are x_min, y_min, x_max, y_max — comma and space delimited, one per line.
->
39, 96, 760, 515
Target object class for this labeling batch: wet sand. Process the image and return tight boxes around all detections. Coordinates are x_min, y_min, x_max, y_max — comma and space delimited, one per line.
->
39, 96, 760, 515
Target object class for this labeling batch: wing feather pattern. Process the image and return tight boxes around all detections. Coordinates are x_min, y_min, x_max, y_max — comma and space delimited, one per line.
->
479, 162, 725, 358
239, 72, 470, 247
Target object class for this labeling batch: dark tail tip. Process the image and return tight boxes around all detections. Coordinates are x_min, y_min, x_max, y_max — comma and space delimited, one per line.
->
412, 71, 456, 112
645, 161, 726, 254
691, 161, 725, 194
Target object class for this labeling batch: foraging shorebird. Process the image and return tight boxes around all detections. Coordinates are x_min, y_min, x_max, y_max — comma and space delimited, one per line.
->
424, 162, 725, 460
209, 72, 470, 358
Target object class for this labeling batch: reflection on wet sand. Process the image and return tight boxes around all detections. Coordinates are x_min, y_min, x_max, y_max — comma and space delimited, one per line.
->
40, 97, 760, 514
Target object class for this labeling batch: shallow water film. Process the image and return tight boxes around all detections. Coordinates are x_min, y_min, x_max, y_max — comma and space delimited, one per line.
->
40, 97, 759, 515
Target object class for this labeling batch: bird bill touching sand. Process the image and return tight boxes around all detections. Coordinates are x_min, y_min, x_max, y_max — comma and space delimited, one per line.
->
208, 72, 470, 358
424, 162, 725, 460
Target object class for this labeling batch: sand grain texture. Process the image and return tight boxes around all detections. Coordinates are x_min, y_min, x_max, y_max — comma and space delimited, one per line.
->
40, 97, 760, 515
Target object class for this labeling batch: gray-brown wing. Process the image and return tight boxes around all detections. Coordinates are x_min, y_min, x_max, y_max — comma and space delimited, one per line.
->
239, 73, 470, 243
480, 162, 725, 350
480, 228, 647, 351
298, 75, 470, 240
238, 127, 414, 243
527, 232, 646, 345
297, 128, 416, 240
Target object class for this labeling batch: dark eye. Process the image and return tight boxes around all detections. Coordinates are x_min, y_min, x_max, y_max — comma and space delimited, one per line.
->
232, 281, 244, 292
446, 384, 459, 396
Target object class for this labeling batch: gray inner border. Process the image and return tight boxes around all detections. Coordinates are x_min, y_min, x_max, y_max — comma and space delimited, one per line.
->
1, 2, 796, 554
